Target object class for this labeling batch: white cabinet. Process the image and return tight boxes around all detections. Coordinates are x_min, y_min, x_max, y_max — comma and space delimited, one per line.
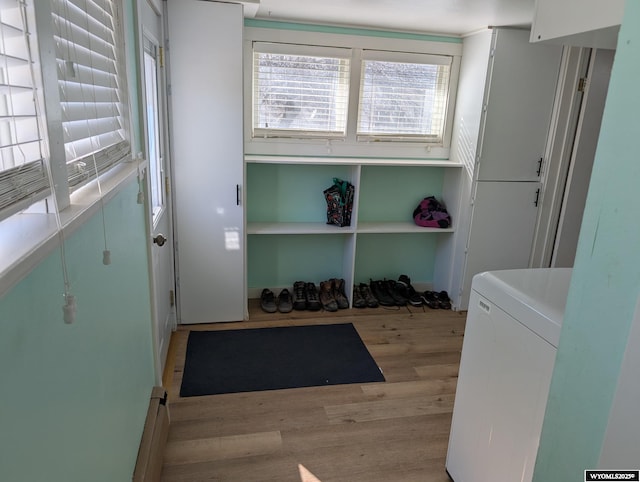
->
530, 0, 624, 49
167, 0, 245, 323
450, 29, 563, 309
477, 29, 562, 181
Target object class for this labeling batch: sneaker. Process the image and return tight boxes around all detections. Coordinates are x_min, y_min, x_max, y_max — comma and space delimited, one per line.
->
352, 285, 367, 308
332, 278, 349, 309
370, 279, 395, 307
319, 280, 338, 312
385, 280, 407, 306
397, 275, 423, 307
293, 281, 307, 310
421, 290, 439, 309
305, 282, 322, 311
260, 288, 277, 313
359, 283, 379, 308
277, 289, 293, 313
435, 290, 452, 310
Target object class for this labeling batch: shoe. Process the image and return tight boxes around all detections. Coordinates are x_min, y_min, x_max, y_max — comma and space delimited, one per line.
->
352, 285, 367, 308
293, 281, 307, 310
260, 288, 277, 313
385, 280, 407, 306
305, 282, 322, 311
421, 290, 439, 309
435, 290, 452, 310
332, 278, 349, 309
359, 283, 379, 308
319, 280, 338, 312
397, 275, 423, 307
277, 289, 293, 313
370, 279, 395, 307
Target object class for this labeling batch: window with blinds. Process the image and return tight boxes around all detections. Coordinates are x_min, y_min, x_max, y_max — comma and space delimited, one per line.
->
0, 0, 48, 215
51, 0, 130, 190
357, 51, 452, 144
253, 42, 351, 138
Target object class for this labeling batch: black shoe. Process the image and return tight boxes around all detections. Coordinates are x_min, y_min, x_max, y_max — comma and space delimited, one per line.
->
359, 283, 379, 308
319, 280, 338, 312
352, 285, 367, 308
397, 275, 423, 307
332, 278, 349, 309
260, 288, 277, 313
277, 289, 293, 313
370, 280, 395, 307
435, 290, 452, 310
421, 290, 439, 309
385, 280, 407, 306
293, 281, 307, 310
305, 282, 322, 311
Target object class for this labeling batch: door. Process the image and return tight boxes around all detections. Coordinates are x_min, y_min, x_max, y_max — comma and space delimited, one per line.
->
460, 181, 541, 308
477, 29, 563, 182
140, 0, 175, 375
167, 0, 245, 324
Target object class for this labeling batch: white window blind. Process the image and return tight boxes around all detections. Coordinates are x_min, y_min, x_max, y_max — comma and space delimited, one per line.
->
52, 0, 130, 190
253, 42, 351, 138
0, 0, 48, 215
357, 50, 452, 143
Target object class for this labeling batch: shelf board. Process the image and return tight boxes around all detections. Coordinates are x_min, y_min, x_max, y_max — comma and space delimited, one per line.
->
245, 154, 463, 168
247, 221, 454, 235
357, 222, 454, 234
247, 222, 355, 235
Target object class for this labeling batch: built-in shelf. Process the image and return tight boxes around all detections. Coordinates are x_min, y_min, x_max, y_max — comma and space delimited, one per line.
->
245, 154, 464, 168
246, 221, 454, 235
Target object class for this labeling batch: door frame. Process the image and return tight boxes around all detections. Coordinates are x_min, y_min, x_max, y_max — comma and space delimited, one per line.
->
136, 0, 176, 382
530, 46, 591, 268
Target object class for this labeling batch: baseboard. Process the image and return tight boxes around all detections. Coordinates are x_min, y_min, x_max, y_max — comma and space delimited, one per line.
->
133, 387, 169, 482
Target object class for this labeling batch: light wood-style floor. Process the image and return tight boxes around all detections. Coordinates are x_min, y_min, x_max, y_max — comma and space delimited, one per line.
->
160, 301, 466, 482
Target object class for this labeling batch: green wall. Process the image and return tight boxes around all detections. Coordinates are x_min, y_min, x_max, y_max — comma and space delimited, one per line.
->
533, 1, 640, 479
0, 180, 155, 482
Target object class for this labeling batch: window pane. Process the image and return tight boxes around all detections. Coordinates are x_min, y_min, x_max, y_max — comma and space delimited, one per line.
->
0, 0, 49, 216
358, 58, 451, 142
253, 49, 350, 137
52, 0, 130, 190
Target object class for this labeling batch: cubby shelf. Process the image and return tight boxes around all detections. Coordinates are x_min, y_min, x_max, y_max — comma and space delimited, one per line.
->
245, 156, 462, 302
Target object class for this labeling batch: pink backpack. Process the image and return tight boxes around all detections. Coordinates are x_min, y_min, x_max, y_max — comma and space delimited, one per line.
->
413, 196, 451, 228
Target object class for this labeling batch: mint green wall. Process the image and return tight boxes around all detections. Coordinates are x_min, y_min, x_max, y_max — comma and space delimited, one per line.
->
0, 181, 155, 482
533, 2, 640, 479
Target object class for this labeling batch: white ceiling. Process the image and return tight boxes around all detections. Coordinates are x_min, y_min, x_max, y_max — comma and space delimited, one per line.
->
250, 0, 536, 36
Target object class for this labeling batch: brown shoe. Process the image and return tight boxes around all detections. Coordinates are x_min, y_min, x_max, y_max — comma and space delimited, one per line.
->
319, 280, 338, 312
332, 278, 349, 309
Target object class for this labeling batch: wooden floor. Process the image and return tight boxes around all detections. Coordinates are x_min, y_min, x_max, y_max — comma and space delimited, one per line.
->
160, 301, 466, 482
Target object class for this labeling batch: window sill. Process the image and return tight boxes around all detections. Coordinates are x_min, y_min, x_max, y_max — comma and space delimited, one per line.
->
0, 162, 141, 299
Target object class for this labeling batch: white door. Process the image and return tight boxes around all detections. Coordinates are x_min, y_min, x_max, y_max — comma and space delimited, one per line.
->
167, 0, 245, 324
477, 29, 563, 182
140, 0, 175, 375
460, 181, 541, 308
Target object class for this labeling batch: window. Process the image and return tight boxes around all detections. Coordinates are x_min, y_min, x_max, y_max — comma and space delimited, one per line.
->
357, 51, 452, 144
51, 0, 130, 190
0, 0, 48, 217
252, 42, 351, 138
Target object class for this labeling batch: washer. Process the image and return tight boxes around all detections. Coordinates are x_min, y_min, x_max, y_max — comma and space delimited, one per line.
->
446, 268, 572, 482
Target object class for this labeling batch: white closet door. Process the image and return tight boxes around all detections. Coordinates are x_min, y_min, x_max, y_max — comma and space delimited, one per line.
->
477, 29, 562, 182
461, 181, 541, 306
168, 0, 245, 323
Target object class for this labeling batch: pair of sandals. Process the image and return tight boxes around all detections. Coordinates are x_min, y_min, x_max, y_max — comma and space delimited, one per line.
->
421, 290, 452, 310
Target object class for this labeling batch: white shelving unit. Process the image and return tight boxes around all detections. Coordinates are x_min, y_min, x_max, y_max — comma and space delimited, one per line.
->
245, 155, 463, 304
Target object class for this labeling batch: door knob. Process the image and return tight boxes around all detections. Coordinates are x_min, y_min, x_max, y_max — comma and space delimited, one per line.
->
153, 234, 167, 247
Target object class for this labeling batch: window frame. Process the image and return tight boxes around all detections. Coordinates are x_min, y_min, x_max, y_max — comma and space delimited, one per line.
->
244, 25, 462, 160
356, 49, 453, 145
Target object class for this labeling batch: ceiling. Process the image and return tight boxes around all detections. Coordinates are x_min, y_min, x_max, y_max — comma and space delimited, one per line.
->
249, 0, 536, 37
